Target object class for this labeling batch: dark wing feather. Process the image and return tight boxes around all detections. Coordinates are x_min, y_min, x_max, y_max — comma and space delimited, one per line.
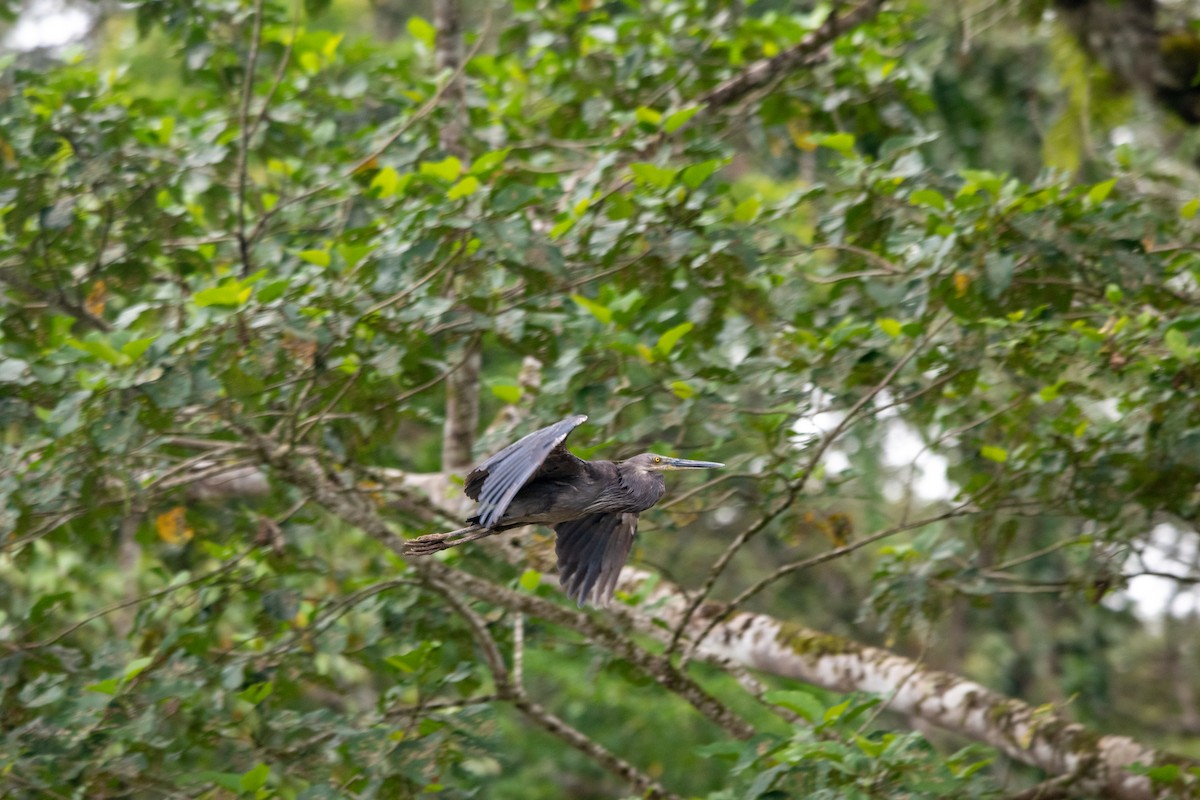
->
465, 414, 587, 529
554, 512, 639, 607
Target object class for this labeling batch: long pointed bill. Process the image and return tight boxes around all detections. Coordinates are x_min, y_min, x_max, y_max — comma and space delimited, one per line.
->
665, 458, 724, 470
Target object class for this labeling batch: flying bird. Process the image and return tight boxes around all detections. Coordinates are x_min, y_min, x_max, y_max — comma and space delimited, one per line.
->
404, 414, 723, 606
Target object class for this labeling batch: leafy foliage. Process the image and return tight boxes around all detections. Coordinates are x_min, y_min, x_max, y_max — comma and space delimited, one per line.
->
2, 0, 1200, 797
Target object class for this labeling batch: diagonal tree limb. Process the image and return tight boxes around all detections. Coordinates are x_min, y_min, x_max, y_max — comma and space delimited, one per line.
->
247, 431, 758, 745
626, 578, 1181, 800
698, 0, 887, 112
226, 426, 1190, 800
388, 467, 1191, 800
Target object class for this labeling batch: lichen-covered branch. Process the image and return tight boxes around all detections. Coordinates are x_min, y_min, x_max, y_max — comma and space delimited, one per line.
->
635, 583, 1181, 800
248, 432, 755, 741
235, 435, 1191, 800
392, 468, 1190, 800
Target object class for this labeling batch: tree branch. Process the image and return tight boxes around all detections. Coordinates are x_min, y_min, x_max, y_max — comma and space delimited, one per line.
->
235, 430, 1191, 800
699, 0, 886, 112
434, 579, 680, 800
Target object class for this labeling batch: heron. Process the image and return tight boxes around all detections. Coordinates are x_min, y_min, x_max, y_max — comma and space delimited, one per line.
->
403, 414, 724, 606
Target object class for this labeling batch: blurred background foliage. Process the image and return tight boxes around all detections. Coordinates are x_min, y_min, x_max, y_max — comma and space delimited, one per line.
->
2, 0, 1200, 797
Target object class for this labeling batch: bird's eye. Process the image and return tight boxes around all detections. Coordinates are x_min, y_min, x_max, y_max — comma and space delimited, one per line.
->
654, 457, 662, 464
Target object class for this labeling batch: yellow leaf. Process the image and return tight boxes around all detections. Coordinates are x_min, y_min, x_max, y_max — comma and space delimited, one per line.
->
155, 506, 194, 545
669, 380, 695, 399
788, 122, 817, 151
85, 280, 107, 318
953, 271, 970, 297
980, 445, 1008, 464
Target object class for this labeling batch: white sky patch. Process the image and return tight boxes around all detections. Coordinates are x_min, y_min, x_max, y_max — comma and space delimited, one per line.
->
1109, 126, 1135, 147
4, 1, 91, 51
792, 394, 1197, 619
880, 421, 952, 503
1123, 523, 1200, 620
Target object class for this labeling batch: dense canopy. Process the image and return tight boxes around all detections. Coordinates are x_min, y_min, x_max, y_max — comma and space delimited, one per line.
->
1, 0, 1200, 798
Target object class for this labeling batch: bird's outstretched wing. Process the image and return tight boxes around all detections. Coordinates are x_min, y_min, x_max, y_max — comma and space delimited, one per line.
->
554, 512, 639, 607
465, 414, 587, 529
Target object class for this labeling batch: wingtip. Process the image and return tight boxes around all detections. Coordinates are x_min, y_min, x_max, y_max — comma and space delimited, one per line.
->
569, 413, 588, 425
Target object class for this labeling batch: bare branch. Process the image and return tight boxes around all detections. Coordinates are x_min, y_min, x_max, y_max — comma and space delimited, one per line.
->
699, 0, 886, 112
236, 0, 266, 277
681, 503, 978, 665
668, 315, 951, 655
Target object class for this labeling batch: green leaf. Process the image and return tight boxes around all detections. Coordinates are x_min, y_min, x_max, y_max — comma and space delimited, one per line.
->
909, 188, 946, 211
420, 156, 463, 183
407, 15, 436, 48
680, 159, 722, 189
763, 689, 824, 723
877, 318, 902, 338
67, 335, 128, 366
1165, 328, 1193, 362
447, 175, 480, 200
1087, 178, 1117, 204
518, 569, 541, 592
336, 243, 375, 271
815, 132, 856, 155
85, 679, 119, 695
418, 719, 447, 737
655, 322, 694, 356
549, 216, 575, 239
237, 682, 274, 705
663, 105, 701, 133
240, 762, 270, 793
123, 656, 154, 681
1039, 381, 1063, 402
1182, 198, 1199, 219
121, 336, 156, 361
629, 162, 678, 189
386, 641, 437, 674
669, 380, 695, 399
320, 31, 343, 60
300, 250, 333, 268
1132, 763, 1181, 784
570, 293, 613, 324
634, 106, 662, 126
980, 445, 1008, 463
491, 383, 522, 404
194, 283, 252, 308
732, 195, 761, 223
370, 166, 401, 198
258, 279, 290, 303
855, 734, 887, 757
470, 148, 511, 175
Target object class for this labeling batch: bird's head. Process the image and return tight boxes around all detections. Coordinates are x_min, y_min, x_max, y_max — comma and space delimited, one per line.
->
625, 452, 725, 473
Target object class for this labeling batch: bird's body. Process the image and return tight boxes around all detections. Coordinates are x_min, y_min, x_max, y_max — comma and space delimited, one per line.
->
404, 415, 722, 606
467, 458, 666, 528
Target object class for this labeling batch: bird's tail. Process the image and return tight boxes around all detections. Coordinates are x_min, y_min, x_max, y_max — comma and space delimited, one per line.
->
402, 524, 491, 556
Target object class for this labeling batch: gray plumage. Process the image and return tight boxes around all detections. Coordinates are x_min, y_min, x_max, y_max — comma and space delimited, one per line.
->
404, 414, 723, 606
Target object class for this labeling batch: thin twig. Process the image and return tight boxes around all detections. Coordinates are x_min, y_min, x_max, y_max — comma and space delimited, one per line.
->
21, 549, 253, 649
236, 0, 266, 277
668, 314, 951, 658
680, 503, 977, 665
